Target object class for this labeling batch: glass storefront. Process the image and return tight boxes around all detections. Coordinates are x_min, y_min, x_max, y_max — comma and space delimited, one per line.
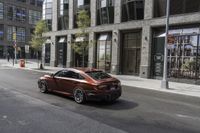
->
57, 37, 67, 67
96, 33, 112, 72
152, 28, 200, 80
121, 31, 141, 75
72, 36, 88, 67
0, 46, 4, 58
154, 0, 200, 18
45, 43, 51, 65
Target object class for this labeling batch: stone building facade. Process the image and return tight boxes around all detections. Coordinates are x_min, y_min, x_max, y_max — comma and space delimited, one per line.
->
43, 0, 200, 81
0, 0, 42, 59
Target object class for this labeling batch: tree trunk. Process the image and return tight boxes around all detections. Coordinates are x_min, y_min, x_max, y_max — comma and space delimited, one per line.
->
40, 51, 43, 69
82, 48, 85, 67
37, 51, 39, 69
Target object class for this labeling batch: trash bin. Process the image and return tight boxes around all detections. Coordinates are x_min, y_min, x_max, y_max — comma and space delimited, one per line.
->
19, 59, 25, 67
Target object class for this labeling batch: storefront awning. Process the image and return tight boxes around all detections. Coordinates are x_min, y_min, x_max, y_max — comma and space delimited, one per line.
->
185, 45, 193, 49
75, 37, 86, 42
45, 39, 52, 44
58, 37, 66, 43
157, 28, 200, 38
98, 34, 111, 41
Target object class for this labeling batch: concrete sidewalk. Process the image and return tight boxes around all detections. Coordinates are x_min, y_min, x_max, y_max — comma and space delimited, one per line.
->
1, 59, 200, 98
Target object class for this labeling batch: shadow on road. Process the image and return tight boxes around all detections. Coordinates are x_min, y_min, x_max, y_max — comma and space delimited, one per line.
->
48, 91, 138, 110
84, 99, 138, 110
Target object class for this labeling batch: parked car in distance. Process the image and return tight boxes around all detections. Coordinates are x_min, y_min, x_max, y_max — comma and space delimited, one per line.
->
38, 68, 122, 104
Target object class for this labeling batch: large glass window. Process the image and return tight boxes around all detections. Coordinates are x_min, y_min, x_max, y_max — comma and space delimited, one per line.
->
96, 33, 112, 72
77, 0, 90, 7
29, 10, 42, 24
121, 31, 141, 75
74, 0, 90, 28
6, 5, 14, 21
30, 0, 36, 5
97, 0, 114, 25
17, 27, 26, 42
16, 7, 26, 22
37, 0, 43, 7
17, 0, 26, 2
7, 26, 25, 42
6, 5, 26, 22
0, 3, 3, 19
0, 24, 4, 41
58, 0, 69, 30
43, 0, 53, 31
154, 0, 200, 17
57, 36, 67, 67
7, 26, 14, 42
152, 28, 200, 80
121, 0, 144, 22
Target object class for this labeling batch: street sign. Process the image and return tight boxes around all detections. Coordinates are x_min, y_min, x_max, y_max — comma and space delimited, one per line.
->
25, 45, 29, 53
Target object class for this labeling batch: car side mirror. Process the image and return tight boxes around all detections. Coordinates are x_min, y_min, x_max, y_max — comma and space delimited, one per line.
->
50, 73, 54, 78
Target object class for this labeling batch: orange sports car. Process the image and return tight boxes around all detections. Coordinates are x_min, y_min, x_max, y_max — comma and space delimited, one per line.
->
38, 68, 122, 103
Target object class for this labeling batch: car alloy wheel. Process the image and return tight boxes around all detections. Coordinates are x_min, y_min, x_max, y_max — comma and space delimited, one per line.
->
74, 88, 85, 104
40, 81, 48, 93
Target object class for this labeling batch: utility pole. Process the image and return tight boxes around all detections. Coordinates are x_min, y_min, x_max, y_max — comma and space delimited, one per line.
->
161, 0, 170, 89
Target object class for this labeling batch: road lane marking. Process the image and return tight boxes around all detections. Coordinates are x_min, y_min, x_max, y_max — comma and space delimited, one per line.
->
176, 114, 200, 121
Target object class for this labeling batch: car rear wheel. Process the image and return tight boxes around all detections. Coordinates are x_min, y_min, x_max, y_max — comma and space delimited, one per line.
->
73, 88, 85, 104
39, 81, 48, 93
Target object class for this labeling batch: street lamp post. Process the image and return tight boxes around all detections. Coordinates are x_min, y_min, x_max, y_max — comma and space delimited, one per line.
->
161, 0, 170, 89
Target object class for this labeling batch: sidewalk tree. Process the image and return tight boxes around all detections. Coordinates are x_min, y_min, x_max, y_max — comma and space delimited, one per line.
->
71, 10, 91, 67
30, 20, 48, 69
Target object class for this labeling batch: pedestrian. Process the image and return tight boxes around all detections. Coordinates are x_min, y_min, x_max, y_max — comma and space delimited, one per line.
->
7, 53, 10, 62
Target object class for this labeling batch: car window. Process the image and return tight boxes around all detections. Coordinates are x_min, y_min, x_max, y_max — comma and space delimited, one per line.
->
63, 71, 85, 80
54, 70, 85, 80
54, 71, 64, 77
85, 71, 111, 80
63, 71, 76, 78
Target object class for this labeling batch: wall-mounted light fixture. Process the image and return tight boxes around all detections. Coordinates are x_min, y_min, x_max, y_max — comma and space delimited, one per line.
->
145, 36, 148, 41
114, 31, 118, 35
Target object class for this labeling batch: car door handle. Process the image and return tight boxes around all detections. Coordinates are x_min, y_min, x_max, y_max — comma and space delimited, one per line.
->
72, 81, 78, 85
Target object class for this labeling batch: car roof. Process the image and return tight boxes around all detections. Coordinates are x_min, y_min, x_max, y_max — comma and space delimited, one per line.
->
60, 68, 102, 73
73, 67, 101, 73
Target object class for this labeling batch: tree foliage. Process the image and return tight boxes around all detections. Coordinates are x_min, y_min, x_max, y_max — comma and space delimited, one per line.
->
71, 10, 90, 55
182, 60, 195, 70
30, 20, 48, 52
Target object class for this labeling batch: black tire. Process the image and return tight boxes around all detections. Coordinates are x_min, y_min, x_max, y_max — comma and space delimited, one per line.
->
73, 88, 86, 104
39, 81, 48, 93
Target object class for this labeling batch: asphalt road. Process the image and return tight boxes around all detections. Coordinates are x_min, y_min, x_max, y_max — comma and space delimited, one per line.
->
0, 67, 200, 133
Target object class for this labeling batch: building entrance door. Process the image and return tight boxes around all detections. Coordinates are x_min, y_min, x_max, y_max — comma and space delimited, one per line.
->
45, 43, 51, 65
57, 43, 67, 67
97, 34, 112, 72
152, 28, 200, 81
122, 32, 141, 75
57, 37, 67, 67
